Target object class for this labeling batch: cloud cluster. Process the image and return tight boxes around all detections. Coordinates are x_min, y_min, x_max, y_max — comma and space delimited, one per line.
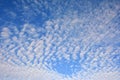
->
0, 0, 120, 80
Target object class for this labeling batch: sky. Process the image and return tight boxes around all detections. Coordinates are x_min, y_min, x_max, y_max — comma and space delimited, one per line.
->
0, 0, 120, 80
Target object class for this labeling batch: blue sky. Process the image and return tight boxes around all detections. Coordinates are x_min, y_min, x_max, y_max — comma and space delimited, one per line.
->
0, 0, 120, 80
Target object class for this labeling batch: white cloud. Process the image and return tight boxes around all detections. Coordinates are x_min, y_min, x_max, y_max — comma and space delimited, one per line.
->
1, 27, 11, 38
0, 63, 65, 80
91, 71, 120, 80
1, 32, 10, 38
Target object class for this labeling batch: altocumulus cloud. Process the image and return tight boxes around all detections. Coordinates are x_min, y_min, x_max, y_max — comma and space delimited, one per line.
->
0, 0, 120, 80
